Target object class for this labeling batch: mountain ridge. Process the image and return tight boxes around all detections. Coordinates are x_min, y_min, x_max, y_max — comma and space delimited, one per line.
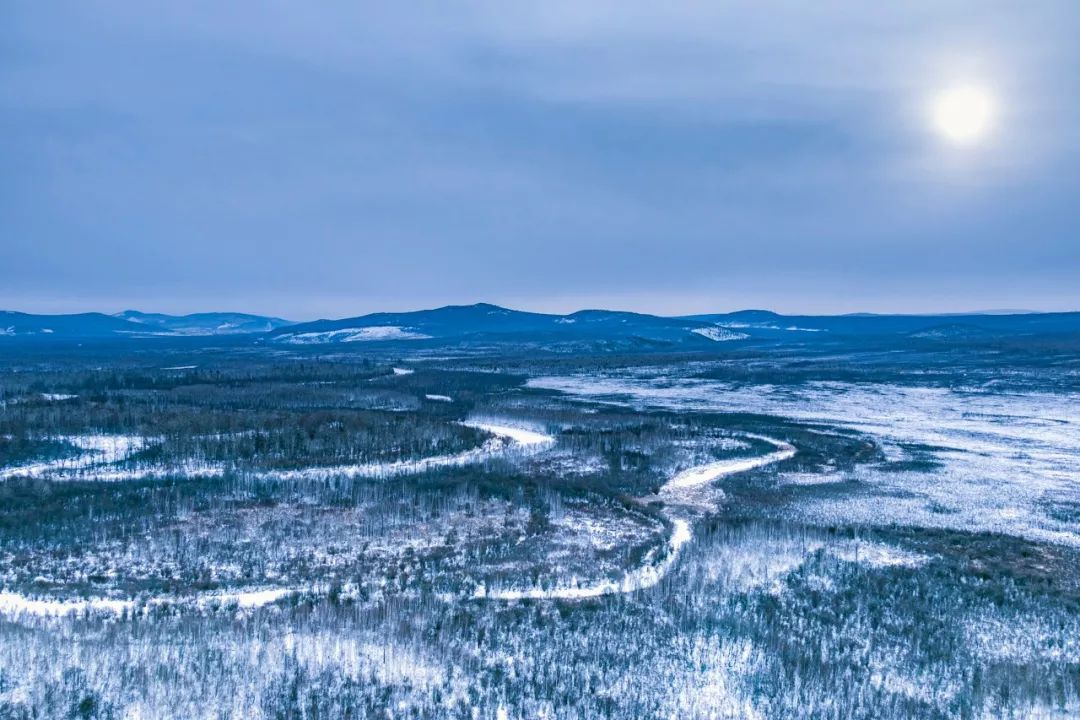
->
1, 304, 1078, 345
115, 310, 295, 335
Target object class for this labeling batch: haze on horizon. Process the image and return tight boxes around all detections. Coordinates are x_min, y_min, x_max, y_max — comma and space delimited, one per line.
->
3, 2, 1079, 319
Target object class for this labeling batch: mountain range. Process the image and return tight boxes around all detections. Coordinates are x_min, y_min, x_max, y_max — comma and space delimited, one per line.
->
1, 304, 1077, 347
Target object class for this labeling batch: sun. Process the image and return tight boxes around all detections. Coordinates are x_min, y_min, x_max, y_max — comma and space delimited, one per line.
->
931, 85, 994, 145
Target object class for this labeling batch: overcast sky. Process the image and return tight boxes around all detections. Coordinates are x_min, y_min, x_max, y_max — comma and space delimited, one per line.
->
3, 2, 1078, 318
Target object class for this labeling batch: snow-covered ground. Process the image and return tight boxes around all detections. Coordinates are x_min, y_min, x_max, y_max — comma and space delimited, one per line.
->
691, 327, 750, 342
39, 393, 77, 401
476, 433, 796, 601
263, 421, 555, 481
694, 533, 825, 596
0, 422, 554, 485
462, 421, 553, 448
965, 608, 1080, 665
689, 532, 928, 599
0, 586, 293, 619
527, 374, 1080, 547
530, 451, 609, 477
0, 484, 540, 622
275, 326, 432, 344
0, 592, 135, 618
546, 506, 660, 554
0, 435, 146, 480
63, 460, 226, 483
475, 518, 693, 600
657, 636, 767, 719
664, 434, 795, 490
827, 540, 929, 569
0, 433, 229, 483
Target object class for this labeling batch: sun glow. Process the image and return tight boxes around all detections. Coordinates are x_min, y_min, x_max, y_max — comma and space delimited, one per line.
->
931, 85, 995, 145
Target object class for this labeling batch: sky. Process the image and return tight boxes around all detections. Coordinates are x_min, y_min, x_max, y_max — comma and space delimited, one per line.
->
2, 1, 1079, 319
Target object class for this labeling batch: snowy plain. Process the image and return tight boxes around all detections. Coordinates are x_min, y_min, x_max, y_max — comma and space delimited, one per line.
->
528, 374, 1080, 547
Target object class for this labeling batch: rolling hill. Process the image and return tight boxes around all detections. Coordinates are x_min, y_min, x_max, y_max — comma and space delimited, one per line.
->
2, 304, 1077, 347
268, 303, 734, 348
0, 310, 293, 339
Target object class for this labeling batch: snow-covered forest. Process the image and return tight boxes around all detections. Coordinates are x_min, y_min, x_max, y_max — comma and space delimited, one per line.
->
0, 339, 1077, 719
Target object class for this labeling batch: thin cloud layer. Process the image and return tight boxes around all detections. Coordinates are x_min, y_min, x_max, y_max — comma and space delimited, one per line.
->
2, 1, 1078, 315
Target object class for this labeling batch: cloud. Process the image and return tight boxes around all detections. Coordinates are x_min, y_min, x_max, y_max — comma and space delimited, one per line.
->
1, 1, 1078, 315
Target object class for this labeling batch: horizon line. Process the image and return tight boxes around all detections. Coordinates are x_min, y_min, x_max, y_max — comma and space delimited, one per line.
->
3, 302, 1077, 322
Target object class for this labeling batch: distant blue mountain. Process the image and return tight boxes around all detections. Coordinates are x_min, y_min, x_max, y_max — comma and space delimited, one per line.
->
2, 304, 1077, 346
0, 311, 136, 338
115, 310, 294, 335
269, 303, 731, 347
0, 310, 294, 339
